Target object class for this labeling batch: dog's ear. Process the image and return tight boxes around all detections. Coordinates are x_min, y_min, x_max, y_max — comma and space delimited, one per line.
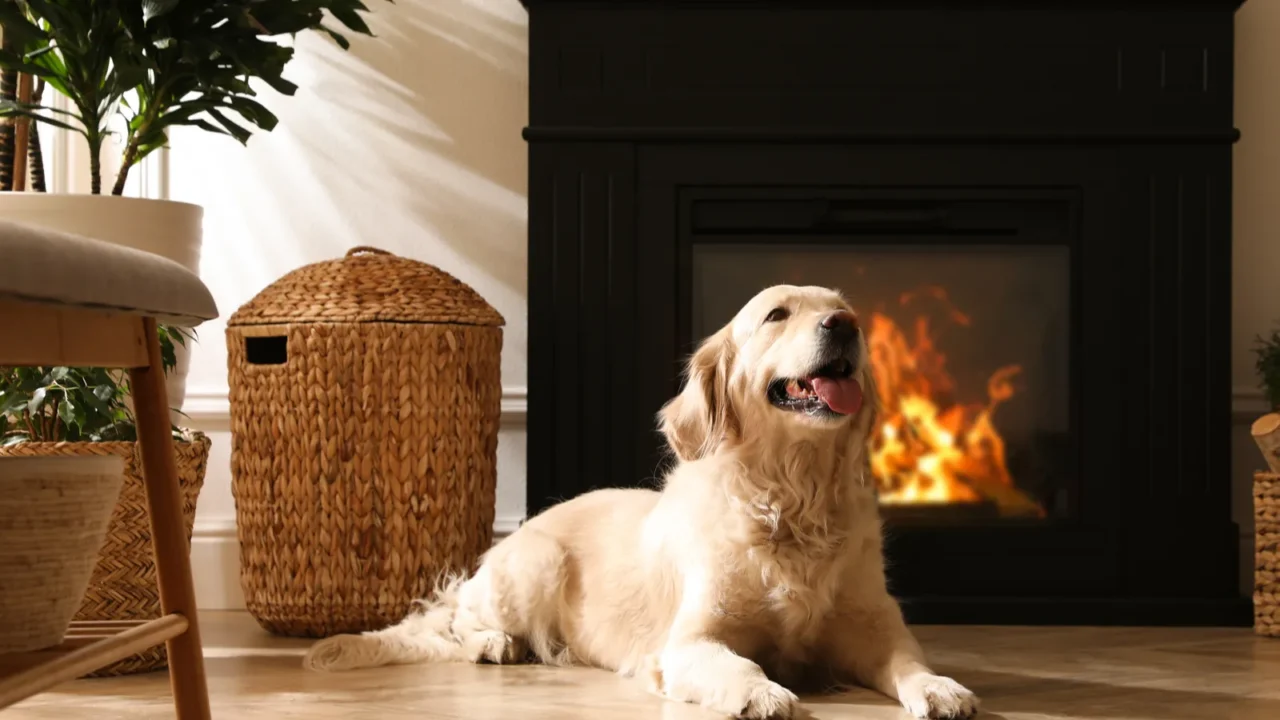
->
659, 326, 738, 463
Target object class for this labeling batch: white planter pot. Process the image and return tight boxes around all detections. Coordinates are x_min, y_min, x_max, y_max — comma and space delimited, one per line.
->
0, 193, 202, 415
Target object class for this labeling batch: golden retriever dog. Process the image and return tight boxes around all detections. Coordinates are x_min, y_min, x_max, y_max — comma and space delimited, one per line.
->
303, 285, 979, 720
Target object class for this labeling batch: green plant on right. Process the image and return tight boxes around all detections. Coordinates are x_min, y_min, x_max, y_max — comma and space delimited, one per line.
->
1254, 326, 1280, 411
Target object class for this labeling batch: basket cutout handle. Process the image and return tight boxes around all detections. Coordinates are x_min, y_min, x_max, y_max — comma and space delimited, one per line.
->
245, 336, 288, 366
346, 246, 393, 258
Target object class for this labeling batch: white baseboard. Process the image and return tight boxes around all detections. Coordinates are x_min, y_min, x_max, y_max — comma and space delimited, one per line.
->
192, 515, 525, 611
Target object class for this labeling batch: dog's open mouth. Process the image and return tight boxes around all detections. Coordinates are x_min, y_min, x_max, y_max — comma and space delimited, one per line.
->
768, 357, 864, 417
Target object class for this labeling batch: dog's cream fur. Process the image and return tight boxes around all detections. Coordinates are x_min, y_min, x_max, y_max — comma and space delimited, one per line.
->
303, 285, 979, 720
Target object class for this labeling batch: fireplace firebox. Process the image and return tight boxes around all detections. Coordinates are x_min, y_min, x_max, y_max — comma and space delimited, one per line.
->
522, 0, 1250, 625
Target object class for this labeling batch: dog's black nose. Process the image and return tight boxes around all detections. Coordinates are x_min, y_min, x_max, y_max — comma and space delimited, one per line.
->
820, 310, 859, 345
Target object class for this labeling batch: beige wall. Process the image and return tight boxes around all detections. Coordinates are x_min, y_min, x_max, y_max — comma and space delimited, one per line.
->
1233, 1, 1280, 593
174, 0, 1273, 607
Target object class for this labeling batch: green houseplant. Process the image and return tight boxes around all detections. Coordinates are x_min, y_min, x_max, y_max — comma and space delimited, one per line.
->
0, 0, 381, 410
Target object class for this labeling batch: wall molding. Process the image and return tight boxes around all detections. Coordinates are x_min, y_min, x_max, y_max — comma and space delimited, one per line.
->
1233, 385, 1271, 420
182, 385, 528, 425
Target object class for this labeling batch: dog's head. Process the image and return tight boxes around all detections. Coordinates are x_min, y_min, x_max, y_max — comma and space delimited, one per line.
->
659, 285, 878, 463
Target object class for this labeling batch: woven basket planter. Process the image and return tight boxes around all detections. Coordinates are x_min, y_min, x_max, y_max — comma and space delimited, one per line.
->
0, 433, 210, 674
0, 455, 124, 654
1258, 472, 1280, 637
228, 246, 504, 637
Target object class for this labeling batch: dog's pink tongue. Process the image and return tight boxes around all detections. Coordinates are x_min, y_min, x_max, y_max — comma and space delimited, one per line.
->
810, 376, 863, 415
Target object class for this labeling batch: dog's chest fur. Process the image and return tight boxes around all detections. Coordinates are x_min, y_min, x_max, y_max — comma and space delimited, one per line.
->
746, 534, 848, 646
722, 451, 872, 660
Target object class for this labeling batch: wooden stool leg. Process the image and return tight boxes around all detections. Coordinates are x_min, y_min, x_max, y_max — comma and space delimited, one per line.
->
129, 318, 211, 720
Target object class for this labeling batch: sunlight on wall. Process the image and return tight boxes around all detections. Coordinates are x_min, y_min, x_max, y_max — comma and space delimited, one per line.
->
170, 0, 529, 396
166, 1, 531, 574
1235, 1, 1280, 390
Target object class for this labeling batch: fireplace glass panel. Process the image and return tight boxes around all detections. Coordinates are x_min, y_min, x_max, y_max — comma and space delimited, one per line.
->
692, 244, 1072, 521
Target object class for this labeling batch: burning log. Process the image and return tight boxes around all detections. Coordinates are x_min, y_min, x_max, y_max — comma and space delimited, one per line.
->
951, 470, 1046, 519
1252, 413, 1280, 474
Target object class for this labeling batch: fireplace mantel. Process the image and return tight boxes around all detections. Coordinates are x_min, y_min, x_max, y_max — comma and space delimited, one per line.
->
522, 0, 1244, 135
522, 0, 1250, 625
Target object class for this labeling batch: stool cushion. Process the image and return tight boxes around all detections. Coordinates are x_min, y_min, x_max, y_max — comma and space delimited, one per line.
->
0, 220, 218, 327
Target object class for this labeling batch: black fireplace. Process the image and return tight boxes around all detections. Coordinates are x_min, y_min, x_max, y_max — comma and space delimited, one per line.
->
522, 0, 1250, 626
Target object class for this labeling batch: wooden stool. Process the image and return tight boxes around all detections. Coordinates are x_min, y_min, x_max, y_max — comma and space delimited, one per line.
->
0, 220, 217, 719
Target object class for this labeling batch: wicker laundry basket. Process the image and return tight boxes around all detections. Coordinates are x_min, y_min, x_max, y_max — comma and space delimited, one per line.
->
227, 246, 504, 637
0, 433, 210, 674
1258, 472, 1279, 637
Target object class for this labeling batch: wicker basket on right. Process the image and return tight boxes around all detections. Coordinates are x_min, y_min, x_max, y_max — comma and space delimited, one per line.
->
1257, 472, 1280, 637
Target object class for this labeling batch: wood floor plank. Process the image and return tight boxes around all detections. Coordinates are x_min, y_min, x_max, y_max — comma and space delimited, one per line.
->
5, 612, 1278, 719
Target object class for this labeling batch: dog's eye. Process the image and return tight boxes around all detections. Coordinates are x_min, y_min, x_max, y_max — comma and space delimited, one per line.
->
764, 307, 789, 323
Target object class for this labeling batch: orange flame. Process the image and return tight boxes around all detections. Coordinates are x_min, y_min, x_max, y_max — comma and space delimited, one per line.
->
867, 287, 1043, 516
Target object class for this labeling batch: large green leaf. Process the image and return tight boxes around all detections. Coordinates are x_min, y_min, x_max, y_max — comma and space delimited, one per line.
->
0, 390, 26, 416
57, 393, 76, 428
0, 102, 87, 135
227, 94, 277, 131
0, 3, 47, 44
317, 24, 351, 51
0, 48, 58, 78
27, 387, 47, 415
327, 5, 372, 36
205, 106, 251, 143
111, 60, 149, 94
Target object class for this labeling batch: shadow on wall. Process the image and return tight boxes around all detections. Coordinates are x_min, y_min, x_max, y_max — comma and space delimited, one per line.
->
293, 0, 529, 297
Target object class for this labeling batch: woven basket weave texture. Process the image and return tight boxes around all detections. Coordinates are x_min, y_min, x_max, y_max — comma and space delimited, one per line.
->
228, 247, 504, 637
1258, 472, 1279, 637
229, 245, 504, 327
0, 435, 209, 674
0, 455, 123, 654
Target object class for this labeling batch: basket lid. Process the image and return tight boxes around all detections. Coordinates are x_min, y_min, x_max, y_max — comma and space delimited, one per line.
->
227, 246, 505, 327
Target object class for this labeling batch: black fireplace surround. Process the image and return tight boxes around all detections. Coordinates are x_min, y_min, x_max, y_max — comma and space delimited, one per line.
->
522, 0, 1250, 626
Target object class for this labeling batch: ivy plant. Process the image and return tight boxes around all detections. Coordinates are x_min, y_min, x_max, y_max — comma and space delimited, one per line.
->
0, 325, 192, 444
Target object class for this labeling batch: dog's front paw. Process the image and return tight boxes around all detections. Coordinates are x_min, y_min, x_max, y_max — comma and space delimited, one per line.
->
896, 673, 979, 719
741, 679, 799, 720
702, 677, 797, 720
